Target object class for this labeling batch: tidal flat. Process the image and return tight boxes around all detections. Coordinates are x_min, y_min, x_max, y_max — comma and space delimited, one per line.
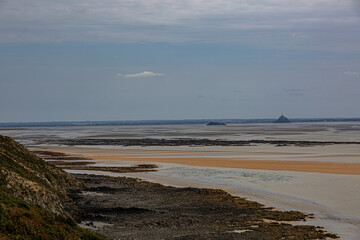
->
1, 122, 360, 239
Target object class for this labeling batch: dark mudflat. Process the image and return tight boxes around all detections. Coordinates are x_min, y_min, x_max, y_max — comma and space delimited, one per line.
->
33, 150, 158, 174
71, 174, 338, 240
41, 138, 360, 147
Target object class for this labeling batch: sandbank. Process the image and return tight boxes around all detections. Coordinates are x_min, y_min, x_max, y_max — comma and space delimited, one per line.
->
36, 147, 360, 175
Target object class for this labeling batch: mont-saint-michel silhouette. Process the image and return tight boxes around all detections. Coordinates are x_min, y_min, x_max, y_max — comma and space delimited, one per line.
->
274, 115, 291, 123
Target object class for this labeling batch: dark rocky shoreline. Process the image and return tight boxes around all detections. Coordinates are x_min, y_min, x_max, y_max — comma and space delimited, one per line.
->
40, 138, 360, 147
70, 173, 338, 240
33, 150, 159, 174
32, 149, 340, 239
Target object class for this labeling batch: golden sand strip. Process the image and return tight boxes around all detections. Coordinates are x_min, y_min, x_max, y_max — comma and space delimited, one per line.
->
95, 157, 360, 175
37, 148, 360, 175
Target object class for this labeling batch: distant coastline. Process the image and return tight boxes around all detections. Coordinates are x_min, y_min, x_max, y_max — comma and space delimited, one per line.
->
1, 117, 360, 128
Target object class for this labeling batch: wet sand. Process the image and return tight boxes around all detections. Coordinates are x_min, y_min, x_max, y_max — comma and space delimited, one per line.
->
3, 122, 360, 239
118, 170, 360, 240
4, 122, 360, 142
36, 147, 360, 175
33, 145, 360, 239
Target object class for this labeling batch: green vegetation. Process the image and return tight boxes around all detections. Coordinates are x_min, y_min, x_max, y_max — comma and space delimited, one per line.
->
0, 135, 106, 240
0, 135, 76, 192
0, 193, 105, 240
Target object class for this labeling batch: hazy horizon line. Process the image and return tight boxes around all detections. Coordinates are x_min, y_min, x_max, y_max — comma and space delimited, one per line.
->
1, 116, 360, 126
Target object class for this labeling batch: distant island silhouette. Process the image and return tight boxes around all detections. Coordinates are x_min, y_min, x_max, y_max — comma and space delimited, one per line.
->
274, 115, 291, 123
207, 122, 226, 126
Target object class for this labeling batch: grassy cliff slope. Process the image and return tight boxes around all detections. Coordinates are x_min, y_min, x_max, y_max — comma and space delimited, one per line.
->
0, 135, 105, 240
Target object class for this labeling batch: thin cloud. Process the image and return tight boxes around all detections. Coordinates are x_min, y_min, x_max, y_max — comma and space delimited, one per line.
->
117, 71, 165, 78
344, 71, 360, 75
291, 33, 310, 39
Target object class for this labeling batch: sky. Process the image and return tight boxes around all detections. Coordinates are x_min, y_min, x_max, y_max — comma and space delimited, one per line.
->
0, 0, 360, 122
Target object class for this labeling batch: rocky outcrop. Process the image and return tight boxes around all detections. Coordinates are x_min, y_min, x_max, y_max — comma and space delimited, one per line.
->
72, 174, 339, 240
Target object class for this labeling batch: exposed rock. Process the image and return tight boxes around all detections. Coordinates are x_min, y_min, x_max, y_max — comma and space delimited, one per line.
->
42, 137, 360, 147
33, 150, 159, 174
72, 174, 339, 240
